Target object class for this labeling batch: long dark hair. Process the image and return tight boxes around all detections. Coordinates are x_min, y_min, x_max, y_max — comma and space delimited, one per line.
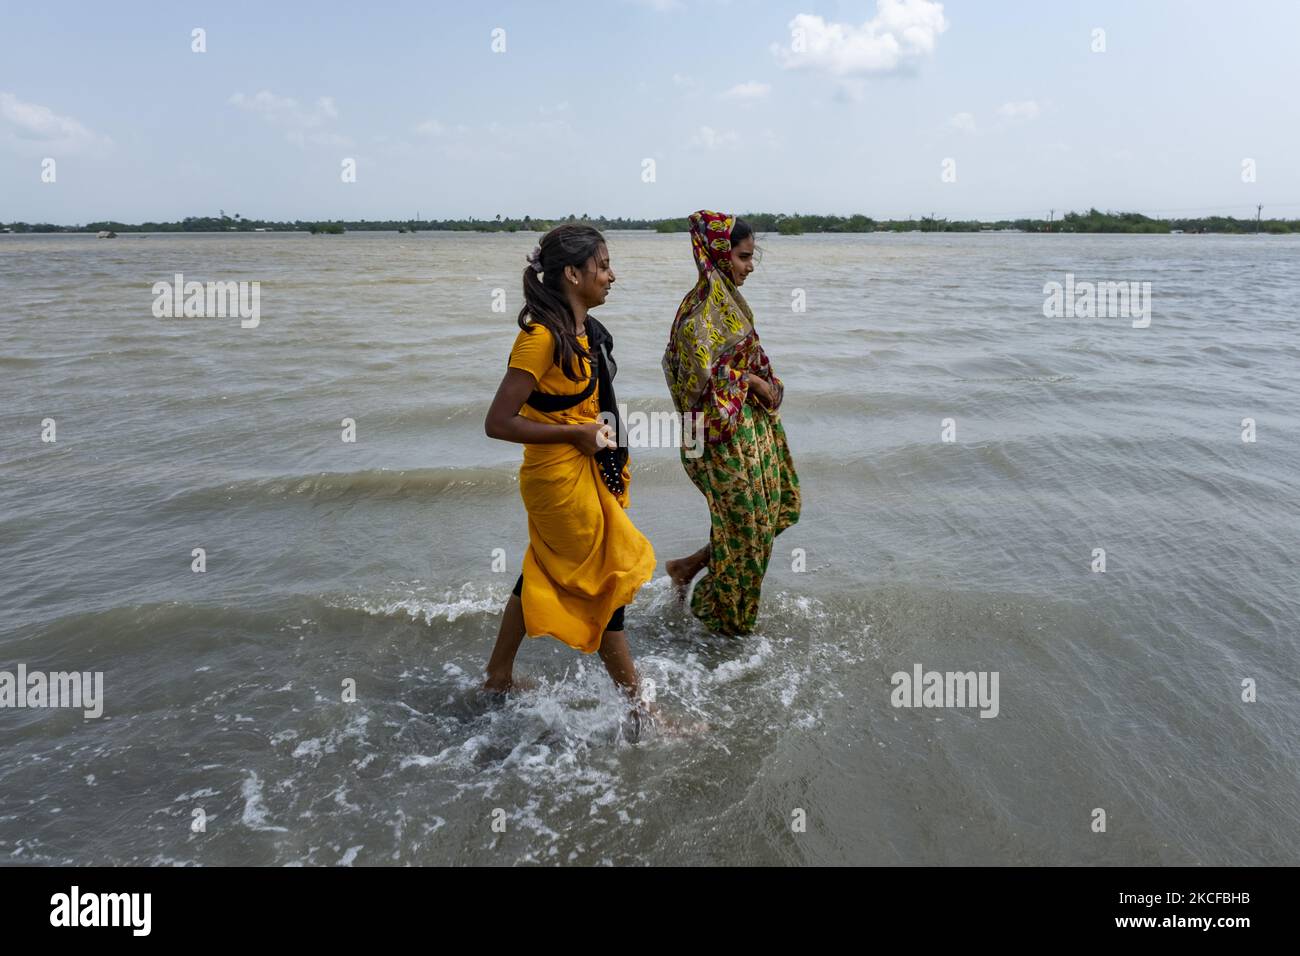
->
518, 224, 606, 382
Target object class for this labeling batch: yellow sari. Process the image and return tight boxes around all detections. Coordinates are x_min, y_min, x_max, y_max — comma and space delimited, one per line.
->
508, 323, 655, 652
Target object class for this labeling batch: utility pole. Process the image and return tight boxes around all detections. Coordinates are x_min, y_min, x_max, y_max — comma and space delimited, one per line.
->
1256, 204, 1262, 234
1048, 209, 1054, 233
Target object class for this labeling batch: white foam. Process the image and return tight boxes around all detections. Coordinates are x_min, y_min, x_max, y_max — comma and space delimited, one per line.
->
173, 787, 220, 802
292, 739, 322, 759
711, 637, 775, 684
338, 845, 364, 866
351, 582, 505, 624
240, 771, 288, 832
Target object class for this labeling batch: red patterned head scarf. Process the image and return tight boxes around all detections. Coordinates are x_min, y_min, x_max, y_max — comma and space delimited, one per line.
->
662, 210, 756, 413
689, 209, 738, 282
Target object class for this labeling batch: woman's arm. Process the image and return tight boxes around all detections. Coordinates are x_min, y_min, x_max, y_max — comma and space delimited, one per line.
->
745, 342, 785, 411
745, 372, 776, 408
484, 367, 609, 455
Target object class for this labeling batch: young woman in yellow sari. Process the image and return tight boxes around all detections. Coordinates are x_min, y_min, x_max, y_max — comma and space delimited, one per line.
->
481, 225, 656, 714
663, 211, 801, 635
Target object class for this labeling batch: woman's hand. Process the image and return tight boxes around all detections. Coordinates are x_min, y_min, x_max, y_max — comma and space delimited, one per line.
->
745, 373, 774, 408
569, 420, 616, 456
485, 369, 609, 447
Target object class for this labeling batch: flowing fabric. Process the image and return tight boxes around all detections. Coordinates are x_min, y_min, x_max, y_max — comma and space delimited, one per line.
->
662, 210, 801, 635
682, 404, 801, 635
509, 321, 655, 652
662, 211, 781, 445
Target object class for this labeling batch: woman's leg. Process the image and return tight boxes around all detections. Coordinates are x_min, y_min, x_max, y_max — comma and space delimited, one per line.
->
595, 604, 638, 696
483, 581, 526, 692
669, 448, 715, 594
596, 630, 639, 699
666, 544, 709, 593
598, 629, 653, 741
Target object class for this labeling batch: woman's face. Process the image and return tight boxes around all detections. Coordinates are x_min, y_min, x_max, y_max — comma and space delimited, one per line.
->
728, 236, 756, 286
567, 243, 615, 307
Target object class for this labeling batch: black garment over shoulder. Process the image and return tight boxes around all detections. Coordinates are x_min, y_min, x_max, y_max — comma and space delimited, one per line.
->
521, 317, 626, 497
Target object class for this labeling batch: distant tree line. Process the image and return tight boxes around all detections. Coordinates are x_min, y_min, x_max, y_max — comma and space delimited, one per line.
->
3, 208, 1296, 235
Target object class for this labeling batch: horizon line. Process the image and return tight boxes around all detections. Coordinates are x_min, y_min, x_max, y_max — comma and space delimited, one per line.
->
6, 205, 1299, 231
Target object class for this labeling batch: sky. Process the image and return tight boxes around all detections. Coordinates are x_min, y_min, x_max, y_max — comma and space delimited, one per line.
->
3, 0, 1299, 225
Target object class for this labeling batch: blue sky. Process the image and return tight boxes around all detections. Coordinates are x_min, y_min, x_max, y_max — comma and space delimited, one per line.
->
3, 0, 1298, 224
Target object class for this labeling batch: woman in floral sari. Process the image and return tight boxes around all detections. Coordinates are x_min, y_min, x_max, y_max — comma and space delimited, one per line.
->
662, 211, 800, 636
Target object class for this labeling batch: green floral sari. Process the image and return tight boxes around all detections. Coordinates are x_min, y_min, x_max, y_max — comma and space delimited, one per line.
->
682, 403, 801, 635
665, 210, 801, 635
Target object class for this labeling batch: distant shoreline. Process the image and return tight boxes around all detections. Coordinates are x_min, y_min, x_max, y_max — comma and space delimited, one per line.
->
3, 208, 1296, 236
5, 229, 1295, 239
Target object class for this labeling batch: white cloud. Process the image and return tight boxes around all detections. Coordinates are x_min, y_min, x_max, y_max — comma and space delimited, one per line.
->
672, 73, 695, 89
949, 111, 976, 132
997, 99, 1040, 122
228, 90, 349, 146
773, 0, 949, 76
722, 81, 771, 101
413, 119, 445, 136
0, 91, 110, 153
689, 126, 739, 150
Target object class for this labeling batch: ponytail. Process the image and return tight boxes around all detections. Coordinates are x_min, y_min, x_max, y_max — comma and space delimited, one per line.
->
517, 224, 606, 382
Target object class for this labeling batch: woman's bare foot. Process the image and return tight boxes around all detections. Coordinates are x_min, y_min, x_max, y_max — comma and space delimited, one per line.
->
666, 546, 709, 603
483, 674, 540, 697
482, 670, 513, 694
665, 558, 698, 601
623, 698, 656, 743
